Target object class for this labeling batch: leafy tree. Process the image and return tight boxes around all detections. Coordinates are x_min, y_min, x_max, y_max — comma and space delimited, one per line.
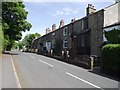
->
2, 1, 32, 50
13, 41, 23, 50
104, 28, 120, 44
21, 33, 41, 50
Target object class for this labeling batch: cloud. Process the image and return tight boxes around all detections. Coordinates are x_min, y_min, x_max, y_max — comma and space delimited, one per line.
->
51, 8, 80, 17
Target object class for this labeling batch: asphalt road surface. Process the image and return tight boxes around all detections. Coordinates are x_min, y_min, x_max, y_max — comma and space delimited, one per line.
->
1, 50, 120, 89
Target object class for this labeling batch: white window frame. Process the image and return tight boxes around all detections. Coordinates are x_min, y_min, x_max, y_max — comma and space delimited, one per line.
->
63, 40, 68, 48
63, 27, 68, 36
52, 40, 55, 49
81, 19, 84, 30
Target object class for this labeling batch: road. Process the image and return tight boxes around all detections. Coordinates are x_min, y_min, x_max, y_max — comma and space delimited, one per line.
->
1, 50, 119, 89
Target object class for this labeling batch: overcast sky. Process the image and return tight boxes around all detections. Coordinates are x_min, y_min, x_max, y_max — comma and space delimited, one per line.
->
22, 0, 115, 39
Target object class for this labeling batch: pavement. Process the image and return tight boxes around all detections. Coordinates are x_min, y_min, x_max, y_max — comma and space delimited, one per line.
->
1, 50, 120, 89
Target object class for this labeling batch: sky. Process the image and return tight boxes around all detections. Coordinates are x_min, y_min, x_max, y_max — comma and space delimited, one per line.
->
22, 0, 115, 39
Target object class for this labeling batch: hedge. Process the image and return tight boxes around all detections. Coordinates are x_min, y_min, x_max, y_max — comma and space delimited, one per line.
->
102, 44, 120, 74
0, 25, 4, 54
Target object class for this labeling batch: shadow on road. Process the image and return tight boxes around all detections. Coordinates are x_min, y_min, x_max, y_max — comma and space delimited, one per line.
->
89, 67, 120, 82
35, 53, 120, 82
3, 51, 18, 55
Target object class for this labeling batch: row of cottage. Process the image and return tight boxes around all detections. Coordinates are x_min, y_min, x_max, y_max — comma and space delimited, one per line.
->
31, 2, 120, 64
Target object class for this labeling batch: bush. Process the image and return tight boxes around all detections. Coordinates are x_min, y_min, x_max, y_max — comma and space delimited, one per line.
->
102, 44, 120, 74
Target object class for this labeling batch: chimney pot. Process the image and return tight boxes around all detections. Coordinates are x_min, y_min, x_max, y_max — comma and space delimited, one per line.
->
52, 24, 56, 31
86, 4, 96, 15
46, 28, 51, 34
59, 20, 64, 28
71, 18, 76, 23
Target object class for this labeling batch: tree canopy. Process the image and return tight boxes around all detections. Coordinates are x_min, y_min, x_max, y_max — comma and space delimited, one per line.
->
13, 33, 41, 50
22, 33, 41, 49
104, 28, 120, 44
2, 1, 32, 50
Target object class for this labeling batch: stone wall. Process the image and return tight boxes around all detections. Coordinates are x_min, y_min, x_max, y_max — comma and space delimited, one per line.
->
89, 10, 104, 57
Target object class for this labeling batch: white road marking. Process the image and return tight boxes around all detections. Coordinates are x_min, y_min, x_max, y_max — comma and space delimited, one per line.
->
10, 56, 21, 88
39, 59, 54, 67
29, 55, 35, 59
66, 72, 104, 90
33, 54, 87, 71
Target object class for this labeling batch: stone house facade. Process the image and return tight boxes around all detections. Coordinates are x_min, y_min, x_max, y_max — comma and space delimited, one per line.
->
31, 2, 119, 64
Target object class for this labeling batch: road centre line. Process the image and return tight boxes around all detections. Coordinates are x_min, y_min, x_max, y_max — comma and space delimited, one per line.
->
66, 72, 104, 90
10, 56, 21, 88
29, 55, 53, 67
39, 59, 54, 67
33, 54, 88, 71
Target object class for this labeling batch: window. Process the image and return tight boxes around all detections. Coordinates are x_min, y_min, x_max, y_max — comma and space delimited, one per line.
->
46, 42, 51, 51
82, 18, 88, 30
52, 33, 55, 39
63, 27, 68, 36
63, 40, 68, 48
52, 40, 55, 49
81, 19, 84, 30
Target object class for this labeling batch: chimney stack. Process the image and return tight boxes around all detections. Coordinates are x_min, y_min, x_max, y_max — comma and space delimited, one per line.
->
46, 28, 51, 34
59, 20, 64, 28
86, 4, 96, 15
52, 24, 56, 31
